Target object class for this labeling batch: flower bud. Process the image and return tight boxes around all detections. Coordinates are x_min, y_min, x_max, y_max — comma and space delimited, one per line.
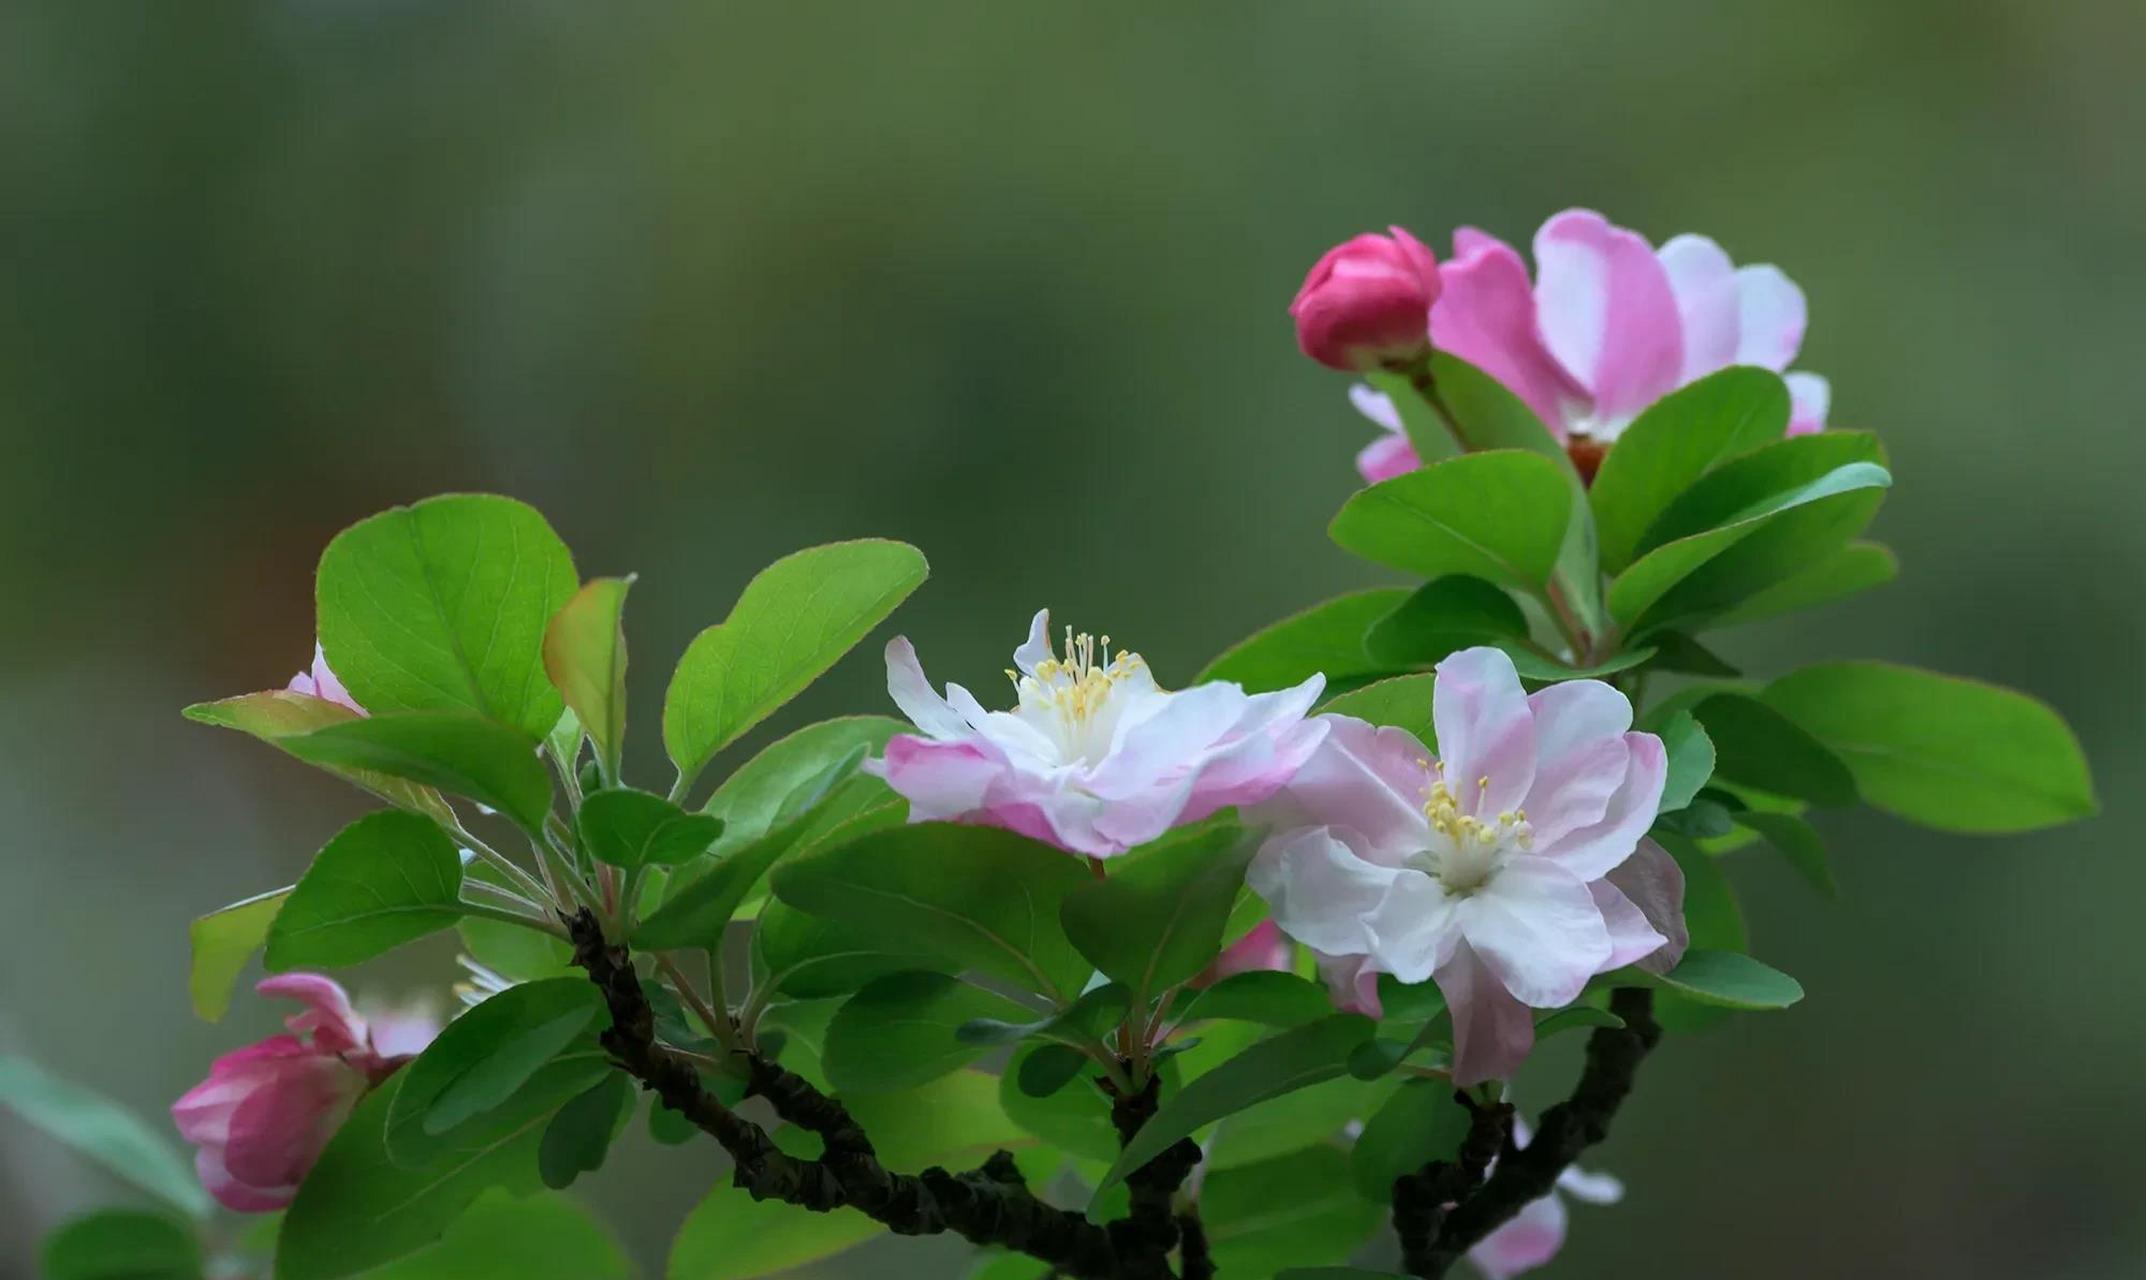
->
1289, 228, 1440, 371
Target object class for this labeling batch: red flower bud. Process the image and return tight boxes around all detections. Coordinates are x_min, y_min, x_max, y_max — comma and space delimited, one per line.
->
1289, 227, 1441, 371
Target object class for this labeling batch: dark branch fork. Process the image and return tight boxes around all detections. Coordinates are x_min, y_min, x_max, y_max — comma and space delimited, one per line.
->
1396, 987, 1664, 1278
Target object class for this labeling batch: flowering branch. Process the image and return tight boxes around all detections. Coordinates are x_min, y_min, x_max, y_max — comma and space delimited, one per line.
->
1401, 988, 1663, 1277
562, 908, 1151, 1280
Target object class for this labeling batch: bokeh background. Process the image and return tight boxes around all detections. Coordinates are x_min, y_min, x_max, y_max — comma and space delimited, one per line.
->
4, 1, 2142, 1276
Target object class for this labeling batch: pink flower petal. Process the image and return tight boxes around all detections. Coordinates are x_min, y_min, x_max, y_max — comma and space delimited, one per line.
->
1530, 731, 1666, 881
1590, 877, 1669, 971
1533, 210, 1685, 421
1657, 233, 1741, 382
1468, 1190, 1570, 1279
883, 637, 973, 740
258, 974, 369, 1057
1356, 430, 1422, 485
868, 735, 1001, 819
1732, 264, 1808, 371
1429, 231, 1584, 440
1248, 825, 1400, 959
1432, 648, 1536, 819
1313, 948, 1384, 1017
1265, 714, 1434, 855
1785, 371, 1831, 435
1604, 837, 1688, 976
1349, 384, 1404, 434
1520, 680, 1634, 846
1437, 940, 1537, 1086
220, 1054, 363, 1189
1456, 856, 1610, 1007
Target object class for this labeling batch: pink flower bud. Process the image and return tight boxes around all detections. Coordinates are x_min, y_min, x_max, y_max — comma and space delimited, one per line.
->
286, 643, 365, 715
172, 975, 437, 1212
1289, 228, 1441, 371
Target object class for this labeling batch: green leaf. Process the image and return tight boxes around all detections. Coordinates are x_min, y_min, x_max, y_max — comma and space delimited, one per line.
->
1656, 832, 1748, 953
1000, 1044, 1116, 1159
316, 494, 579, 739
842, 1069, 1033, 1168
698, 715, 904, 851
1645, 949, 1803, 1009
361, 1192, 629, 1280
1091, 1014, 1373, 1207
957, 982, 1129, 1047
1647, 631, 1742, 678
1360, 370, 1459, 466
1061, 817, 1252, 1002
1588, 368, 1790, 574
1350, 1078, 1470, 1200
821, 972, 1033, 1093
1535, 1006, 1625, 1039
1329, 450, 1571, 589
0, 1057, 209, 1219
1362, 577, 1530, 667
750, 897, 940, 1000
637, 795, 864, 951
1735, 810, 1837, 898
1177, 971, 1334, 1029
265, 811, 463, 971
184, 692, 456, 822
1654, 712, 1715, 814
283, 713, 553, 833
662, 540, 927, 787
1317, 674, 1435, 746
577, 788, 723, 871
1609, 452, 1891, 630
1203, 1145, 1384, 1278
385, 977, 608, 1164
275, 1084, 549, 1280
1688, 692, 1857, 808
1712, 539, 1898, 628
40, 1210, 202, 1280
667, 1183, 877, 1280
1763, 661, 2097, 833
1423, 353, 1573, 464
772, 822, 1093, 999
1503, 646, 1656, 682
1208, 1074, 1393, 1171
543, 576, 633, 780
1196, 589, 1412, 692
459, 912, 576, 985
538, 1074, 632, 1190
188, 887, 289, 1021
1275, 1272, 1409, 1280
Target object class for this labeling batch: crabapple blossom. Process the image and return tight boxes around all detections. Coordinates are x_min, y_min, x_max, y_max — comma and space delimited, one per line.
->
1290, 227, 1442, 372
171, 975, 437, 1211
1247, 646, 1683, 1084
1347, 208, 1829, 484
868, 610, 1326, 858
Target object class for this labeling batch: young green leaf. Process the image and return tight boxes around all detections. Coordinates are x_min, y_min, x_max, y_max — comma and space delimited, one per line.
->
1208, 1074, 1394, 1171
698, 715, 904, 854
749, 897, 941, 1001
383, 978, 608, 1165
1013, 1042, 1093, 1099
662, 539, 927, 788
1589, 368, 1790, 573
999, 1044, 1115, 1158
1763, 661, 2097, 833
542, 576, 632, 781
358, 1192, 629, 1280
576, 788, 723, 871
0, 1057, 210, 1219
1422, 353, 1573, 465
1176, 970, 1335, 1029
1711, 540, 1898, 628
264, 811, 464, 971
40, 1209, 202, 1280
184, 693, 454, 822
1362, 576, 1530, 667
1645, 949, 1804, 1009
1656, 832, 1748, 954
275, 1086, 549, 1280
1317, 674, 1436, 747
1195, 589, 1412, 692
956, 982, 1129, 1047
821, 971, 1034, 1093
1349, 1078, 1471, 1200
666, 1181, 877, 1280
1654, 711, 1716, 814
637, 786, 888, 951
1329, 450, 1572, 589
1688, 692, 1857, 808
315, 494, 578, 740
1060, 817, 1253, 1002
1090, 1014, 1374, 1207
537, 1074, 632, 1190
188, 887, 290, 1022
282, 713, 553, 834
771, 822, 1093, 999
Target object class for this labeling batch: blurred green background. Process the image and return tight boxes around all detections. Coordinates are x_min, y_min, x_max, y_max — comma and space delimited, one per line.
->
4, 1, 2141, 1276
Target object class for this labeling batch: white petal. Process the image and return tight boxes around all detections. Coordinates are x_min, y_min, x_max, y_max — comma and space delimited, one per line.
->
1365, 869, 1462, 983
1457, 857, 1610, 1007
1012, 609, 1054, 676
1433, 647, 1535, 818
1248, 826, 1401, 958
1785, 370, 1831, 434
1732, 265, 1807, 371
1262, 713, 1433, 855
1557, 1165, 1625, 1205
1657, 233, 1740, 382
1349, 383, 1404, 434
884, 637, 971, 739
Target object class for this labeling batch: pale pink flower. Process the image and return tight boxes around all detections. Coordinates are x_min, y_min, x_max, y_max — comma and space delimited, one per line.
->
868, 610, 1327, 858
1291, 228, 1442, 372
172, 975, 438, 1211
1247, 647, 1683, 1084
1349, 209, 1828, 483
1192, 920, 1296, 988
285, 643, 364, 715
1468, 1114, 1625, 1279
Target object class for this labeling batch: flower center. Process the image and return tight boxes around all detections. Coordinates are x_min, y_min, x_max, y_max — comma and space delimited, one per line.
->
1009, 628, 1147, 765
1417, 769, 1532, 897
